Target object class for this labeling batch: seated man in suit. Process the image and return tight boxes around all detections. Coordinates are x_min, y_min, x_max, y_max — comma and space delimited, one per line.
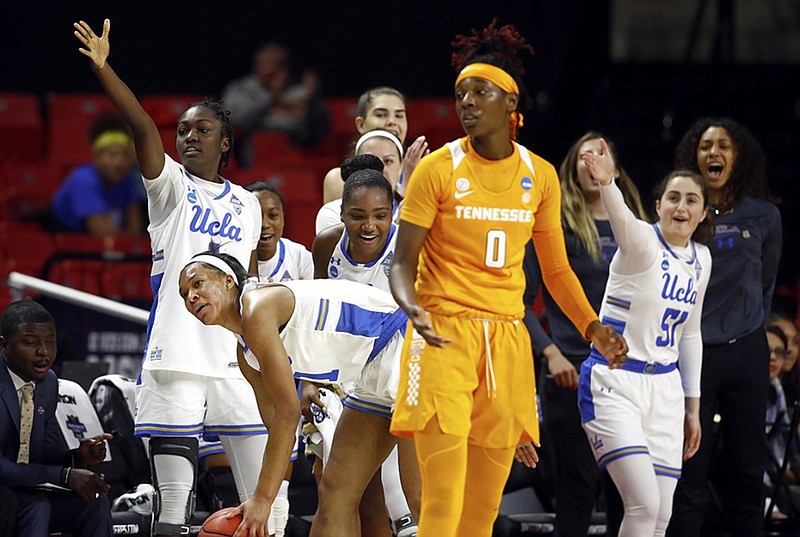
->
0, 484, 16, 536
0, 300, 113, 537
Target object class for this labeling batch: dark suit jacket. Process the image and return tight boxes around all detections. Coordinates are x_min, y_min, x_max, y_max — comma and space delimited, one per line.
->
0, 354, 72, 487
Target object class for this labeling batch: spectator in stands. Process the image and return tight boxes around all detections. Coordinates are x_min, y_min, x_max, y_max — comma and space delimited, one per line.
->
321, 86, 428, 204
0, 300, 113, 536
221, 42, 331, 166
50, 113, 145, 237
770, 309, 800, 407
764, 323, 800, 520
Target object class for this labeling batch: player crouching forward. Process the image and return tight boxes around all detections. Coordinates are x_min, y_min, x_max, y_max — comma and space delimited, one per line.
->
178, 251, 420, 537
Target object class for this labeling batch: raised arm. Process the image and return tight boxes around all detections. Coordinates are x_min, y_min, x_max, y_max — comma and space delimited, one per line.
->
581, 139, 650, 256
74, 19, 165, 179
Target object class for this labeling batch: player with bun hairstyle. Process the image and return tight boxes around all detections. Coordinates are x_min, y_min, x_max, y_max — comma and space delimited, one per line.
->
388, 19, 628, 536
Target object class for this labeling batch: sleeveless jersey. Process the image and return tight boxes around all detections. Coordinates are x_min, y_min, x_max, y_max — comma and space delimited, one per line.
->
401, 137, 586, 321
327, 223, 397, 293
237, 279, 407, 386
142, 155, 261, 377
257, 237, 313, 282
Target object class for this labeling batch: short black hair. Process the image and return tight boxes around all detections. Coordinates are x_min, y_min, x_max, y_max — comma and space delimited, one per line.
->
340, 153, 384, 183
1, 300, 55, 339
245, 181, 285, 212
342, 169, 394, 208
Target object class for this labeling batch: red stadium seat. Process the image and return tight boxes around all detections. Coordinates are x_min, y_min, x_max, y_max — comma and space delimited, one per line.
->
140, 94, 208, 128
325, 97, 360, 157
0, 92, 45, 161
48, 259, 104, 296
1, 159, 64, 193
46, 93, 117, 169
101, 261, 152, 303
0, 224, 56, 271
406, 97, 462, 150
107, 235, 151, 257
53, 233, 108, 254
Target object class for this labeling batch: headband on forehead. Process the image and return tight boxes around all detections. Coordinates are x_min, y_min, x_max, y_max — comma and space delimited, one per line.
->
455, 62, 519, 95
92, 130, 133, 155
454, 62, 525, 139
355, 130, 404, 158
188, 254, 239, 284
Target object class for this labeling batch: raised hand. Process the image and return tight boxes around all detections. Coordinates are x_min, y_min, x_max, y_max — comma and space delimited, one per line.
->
397, 135, 429, 198
580, 138, 616, 186
74, 19, 111, 70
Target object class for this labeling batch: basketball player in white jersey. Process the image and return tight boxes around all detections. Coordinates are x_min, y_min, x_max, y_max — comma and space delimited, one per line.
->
178, 252, 420, 537
579, 142, 713, 536
311, 169, 416, 536
74, 19, 277, 536
245, 182, 313, 282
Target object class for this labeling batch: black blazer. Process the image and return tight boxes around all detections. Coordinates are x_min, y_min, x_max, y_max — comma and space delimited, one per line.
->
0, 355, 72, 487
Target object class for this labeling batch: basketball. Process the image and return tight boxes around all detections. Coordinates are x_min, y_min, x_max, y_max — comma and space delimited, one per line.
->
198, 507, 246, 537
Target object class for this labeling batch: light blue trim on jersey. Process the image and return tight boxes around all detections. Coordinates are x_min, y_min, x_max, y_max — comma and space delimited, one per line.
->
367, 308, 408, 361
204, 423, 268, 441
578, 358, 598, 423
199, 442, 225, 458
267, 240, 286, 278
606, 295, 631, 311
654, 223, 697, 265
340, 224, 397, 268
315, 299, 330, 330
134, 421, 204, 437
596, 445, 650, 469
342, 394, 392, 419
653, 463, 682, 479
139, 272, 165, 385
185, 169, 232, 201
336, 302, 387, 337
294, 369, 341, 382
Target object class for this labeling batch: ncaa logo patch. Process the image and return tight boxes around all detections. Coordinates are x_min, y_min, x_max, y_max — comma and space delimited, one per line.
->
230, 193, 244, 215
520, 176, 533, 190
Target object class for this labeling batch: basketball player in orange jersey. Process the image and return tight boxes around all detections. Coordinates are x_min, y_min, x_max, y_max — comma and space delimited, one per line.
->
388, 19, 629, 537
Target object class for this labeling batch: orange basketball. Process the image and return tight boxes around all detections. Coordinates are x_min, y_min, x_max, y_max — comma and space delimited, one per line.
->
198, 507, 246, 537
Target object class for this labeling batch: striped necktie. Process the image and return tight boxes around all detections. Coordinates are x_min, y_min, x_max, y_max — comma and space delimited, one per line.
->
17, 383, 34, 464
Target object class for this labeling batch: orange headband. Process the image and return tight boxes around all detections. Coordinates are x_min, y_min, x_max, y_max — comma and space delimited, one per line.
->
454, 62, 524, 138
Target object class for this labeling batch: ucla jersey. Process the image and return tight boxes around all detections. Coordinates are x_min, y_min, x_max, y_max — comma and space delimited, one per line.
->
257, 237, 313, 282
143, 155, 261, 377
591, 223, 711, 390
328, 224, 397, 293
236, 279, 407, 386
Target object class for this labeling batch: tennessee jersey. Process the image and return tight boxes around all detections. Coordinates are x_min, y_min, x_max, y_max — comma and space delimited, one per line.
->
402, 137, 591, 327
